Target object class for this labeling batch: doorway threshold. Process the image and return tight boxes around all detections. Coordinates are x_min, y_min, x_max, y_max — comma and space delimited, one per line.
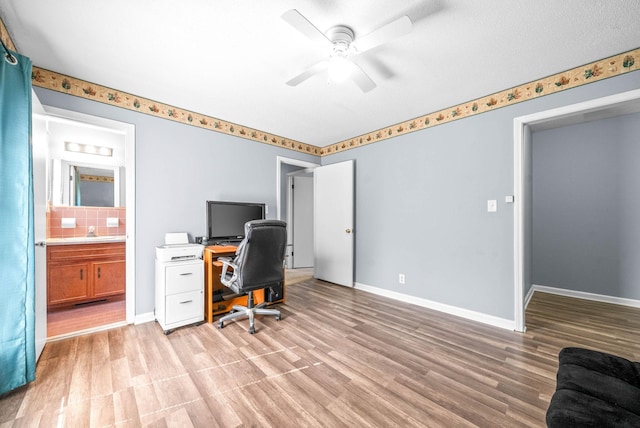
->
46, 320, 128, 342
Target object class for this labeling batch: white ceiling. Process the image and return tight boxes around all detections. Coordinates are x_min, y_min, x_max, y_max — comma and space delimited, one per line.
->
2, 1, 640, 148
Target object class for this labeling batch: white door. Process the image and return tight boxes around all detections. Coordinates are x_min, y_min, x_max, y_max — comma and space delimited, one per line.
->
32, 93, 48, 359
292, 175, 314, 268
314, 160, 354, 286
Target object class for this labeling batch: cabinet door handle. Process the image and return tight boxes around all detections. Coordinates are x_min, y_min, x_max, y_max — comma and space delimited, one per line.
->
80, 268, 83, 280
179, 300, 193, 304
97, 267, 101, 279
179, 272, 193, 276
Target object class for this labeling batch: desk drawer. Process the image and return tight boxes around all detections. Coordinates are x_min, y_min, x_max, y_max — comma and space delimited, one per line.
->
166, 263, 202, 294
166, 289, 204, 325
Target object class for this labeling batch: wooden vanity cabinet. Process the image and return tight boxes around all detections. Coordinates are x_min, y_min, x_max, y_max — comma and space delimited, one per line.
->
47, 242, 125, 309
93, 259, 126, 298
48, 262, 90, 305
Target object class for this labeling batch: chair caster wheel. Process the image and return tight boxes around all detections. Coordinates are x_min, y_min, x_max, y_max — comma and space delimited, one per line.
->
276, 315, 281, 321
249, 327, 255, 334
217, 322, 223, 329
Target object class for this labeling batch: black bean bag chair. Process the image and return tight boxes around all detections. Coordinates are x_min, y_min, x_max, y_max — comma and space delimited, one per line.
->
546, 347, 640, 427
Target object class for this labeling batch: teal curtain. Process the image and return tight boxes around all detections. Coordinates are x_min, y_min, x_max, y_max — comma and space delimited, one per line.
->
0, 45, 35, 395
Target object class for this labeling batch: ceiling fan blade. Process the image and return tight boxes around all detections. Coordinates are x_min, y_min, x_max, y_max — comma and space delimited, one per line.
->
286, 61, 329, 86
349, 63, 376, 93
351, 15, 412, 53
281, 9, 333, 49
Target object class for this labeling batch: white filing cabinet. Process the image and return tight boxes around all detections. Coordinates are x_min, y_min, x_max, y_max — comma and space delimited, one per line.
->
155, 258, 204, 334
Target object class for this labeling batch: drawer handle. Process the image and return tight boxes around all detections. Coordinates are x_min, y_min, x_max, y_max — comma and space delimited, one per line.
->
179, 300, 193, 304
179, 273, 193, 276
97, 267, 101, 279
80, 268, 83, 280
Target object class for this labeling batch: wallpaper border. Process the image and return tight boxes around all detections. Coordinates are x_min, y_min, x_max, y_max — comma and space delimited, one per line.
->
0, 15, 16, 51
31, 66, 320, 156
2, 11, 638, 157
323, 47, 639, 155
32, 48, 639, 157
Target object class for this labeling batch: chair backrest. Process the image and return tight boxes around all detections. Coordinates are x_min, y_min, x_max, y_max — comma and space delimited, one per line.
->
232, 219, 287, 292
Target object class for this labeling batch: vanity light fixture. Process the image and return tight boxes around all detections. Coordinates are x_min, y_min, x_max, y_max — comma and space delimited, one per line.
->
64, 141, 113, 157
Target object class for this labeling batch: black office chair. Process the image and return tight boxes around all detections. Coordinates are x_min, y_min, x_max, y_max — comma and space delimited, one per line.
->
217, 219, 287, 334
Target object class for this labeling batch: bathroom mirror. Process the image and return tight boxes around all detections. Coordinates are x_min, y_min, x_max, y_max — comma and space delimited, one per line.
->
50, 159, 125, 207
72, 165, 114, 207
45, 112, 126, 208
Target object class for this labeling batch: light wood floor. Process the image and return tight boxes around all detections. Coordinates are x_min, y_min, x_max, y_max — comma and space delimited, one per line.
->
2, 279, 639, 427
285, 267, 314, 285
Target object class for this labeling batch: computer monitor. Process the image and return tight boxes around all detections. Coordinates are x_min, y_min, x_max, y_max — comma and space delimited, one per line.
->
206, 200, 265, 243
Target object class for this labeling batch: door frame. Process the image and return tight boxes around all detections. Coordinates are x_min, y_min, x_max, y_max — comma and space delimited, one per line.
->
276, 156, 320, 220
42, 106, 136, 325
513, 88, 640, 332
32, 91, 48, 359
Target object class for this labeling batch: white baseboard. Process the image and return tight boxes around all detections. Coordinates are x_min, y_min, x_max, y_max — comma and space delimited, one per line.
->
524, 286, 535, 309
134, 312, 156, 325
532, 284, 640, 308
354, 282, 515, 331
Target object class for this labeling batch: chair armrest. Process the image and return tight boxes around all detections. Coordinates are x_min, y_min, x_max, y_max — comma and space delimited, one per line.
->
218, 256, 237, 270
218, 257, 238, 287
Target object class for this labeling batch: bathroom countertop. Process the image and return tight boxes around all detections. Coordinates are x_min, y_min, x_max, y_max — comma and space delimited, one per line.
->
46, 235, 126, 245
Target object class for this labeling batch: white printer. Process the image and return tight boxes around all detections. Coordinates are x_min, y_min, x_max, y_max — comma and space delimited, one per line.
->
155, 232, 204, 262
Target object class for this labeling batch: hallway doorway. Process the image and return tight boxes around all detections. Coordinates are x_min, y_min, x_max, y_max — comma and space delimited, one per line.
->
513, 88, 640, 332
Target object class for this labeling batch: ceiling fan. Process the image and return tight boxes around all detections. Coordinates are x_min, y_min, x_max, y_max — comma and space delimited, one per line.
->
281, 9, 412, 93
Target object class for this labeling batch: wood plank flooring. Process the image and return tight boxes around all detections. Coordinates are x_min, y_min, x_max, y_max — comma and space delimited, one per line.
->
2, 279, 639, 427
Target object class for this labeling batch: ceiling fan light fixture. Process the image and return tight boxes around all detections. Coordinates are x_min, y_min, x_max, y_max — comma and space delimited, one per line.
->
328, 53, 351, 83
282, 10, 411, 92
326, 26, 355, 83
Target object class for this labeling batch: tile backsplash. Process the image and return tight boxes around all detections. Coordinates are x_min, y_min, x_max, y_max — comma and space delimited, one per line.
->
47, 206, 126, 238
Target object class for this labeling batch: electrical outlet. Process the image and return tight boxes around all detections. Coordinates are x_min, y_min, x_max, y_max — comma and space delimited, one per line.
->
399, 273, 405, 284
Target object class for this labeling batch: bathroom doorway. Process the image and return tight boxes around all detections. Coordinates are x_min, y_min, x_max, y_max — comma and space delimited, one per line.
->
39, 106, 135, 339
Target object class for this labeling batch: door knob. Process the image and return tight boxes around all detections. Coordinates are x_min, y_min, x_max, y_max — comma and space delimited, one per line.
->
345, 228, 352, 234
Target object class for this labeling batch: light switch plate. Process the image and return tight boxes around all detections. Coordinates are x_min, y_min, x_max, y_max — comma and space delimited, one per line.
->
487, 200, 497, 212
106, 217, 119, 227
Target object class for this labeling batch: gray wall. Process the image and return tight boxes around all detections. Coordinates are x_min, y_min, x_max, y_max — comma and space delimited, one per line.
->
532, 112, 640, 299
34, 87, 319, 316
36, 70, 640, 322
323, 71, 640, 320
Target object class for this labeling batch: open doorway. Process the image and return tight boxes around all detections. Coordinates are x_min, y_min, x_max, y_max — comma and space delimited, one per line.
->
38, 106, 135, 339
288, 171, 314, 269
277, 157, 356, 288
277, 156, 319, 282
514, 88, 640, 332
